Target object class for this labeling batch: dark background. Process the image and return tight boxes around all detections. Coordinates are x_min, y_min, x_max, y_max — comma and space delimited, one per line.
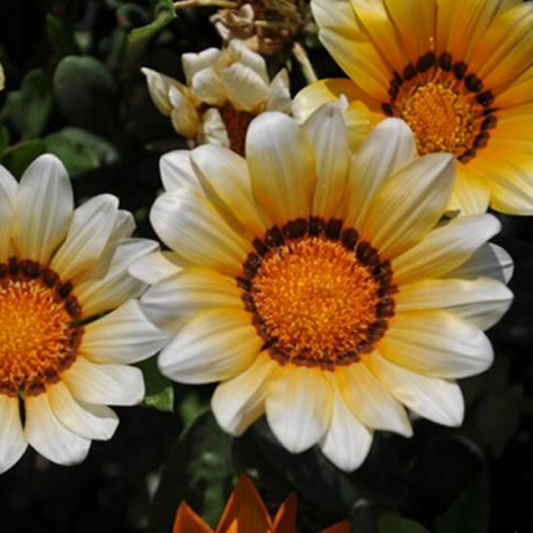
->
0, 1, 532, 532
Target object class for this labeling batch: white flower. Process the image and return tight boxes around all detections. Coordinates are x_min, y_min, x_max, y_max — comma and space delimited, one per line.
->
133, 108, 513, 472
0, 154, 167, 474
142, 40, 292, 154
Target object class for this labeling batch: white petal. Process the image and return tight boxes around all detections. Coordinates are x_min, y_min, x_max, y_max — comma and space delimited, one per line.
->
160, 150, 202, 192
191, 66, 226, 106
81, 300, 168, 364
266, 367, 333, 453
266, 69, 292, 113
75, 238, 158, 317
51, 194, 119, 280
337, 362, 413, 436
363, 154, 455, 258
158, 309, 261, 384
200, 108, 230, 148
228, 40, 269, 84
191, 144, 268, 237
112, 210, 136, 240
149, 188, 251, 276
0, 166, 18, 263
220, 63, 270, 112
320, 386, 373, 472
447, 243, 514, 284
25, 393, 91, 466
128, 251, 182, 285
140, 268, 242, 333
212, 352, 278, 436
182, 48, 221, 85
0, 395, 27, 474
392, 214, 502, 284
47, 382, 119, 441
169, 87, 200, 139
396, 277, 513, 330
304, 103, 350, 219
141, 67, 185, 115
246, 112, 315, 225
343, 118, 417, 228
381, 310, 494, 378
62, 357, 145, 406
367, 353, 465, 427
13, 154, 74, 264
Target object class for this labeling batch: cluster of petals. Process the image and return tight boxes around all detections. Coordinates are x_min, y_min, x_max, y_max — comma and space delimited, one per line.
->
293, 0, 533, 215
173, 476, 349, 533
0, 155, 166, 473
135, 105, 513, 472
143, 39, 291, 153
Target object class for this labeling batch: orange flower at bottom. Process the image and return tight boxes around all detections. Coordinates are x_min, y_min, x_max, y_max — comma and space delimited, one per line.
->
173, 476, 350, 533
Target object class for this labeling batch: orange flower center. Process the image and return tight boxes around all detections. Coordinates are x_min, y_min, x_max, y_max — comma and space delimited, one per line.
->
238, 218, 396, 370
400, 82, 477, 155
0, 259, 83, 397
220, 106, 255, 156
383, 51, 498, 164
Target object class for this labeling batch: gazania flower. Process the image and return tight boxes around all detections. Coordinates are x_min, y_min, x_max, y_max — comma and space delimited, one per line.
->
142, 39, 291, 155
173, 475, 349, 533
0, 154, 166, 474
139, 108, 513, 472
295, 0, 533, 215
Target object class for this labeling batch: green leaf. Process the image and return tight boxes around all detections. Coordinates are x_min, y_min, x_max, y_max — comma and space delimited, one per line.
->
0, 140, 46, 178
435, 474, 489, 533
54, 56, 118, 135
46, 14, 80, 60
44, 127, 119, 177
379, 515, 431, 533
122, 0, 176, 73
1, 69, 53, 140
147, 411, 233, 533
138, 358, 174, 413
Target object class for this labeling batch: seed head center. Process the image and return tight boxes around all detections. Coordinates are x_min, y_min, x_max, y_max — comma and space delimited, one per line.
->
399, 82, 477, 156
250, 236, 388, 367
0, 263, 83, 397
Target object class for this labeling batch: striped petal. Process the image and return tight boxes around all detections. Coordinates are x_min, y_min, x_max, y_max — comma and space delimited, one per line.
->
13, 154, 74, 264
381, 310, 493, 378
367, 352, 464, 427
158, 309, 261, 384
0, 166, 18, 263
25, 393, 91, 466
0, 396, 27, 474
246, 112, 315, 226
266, 366, 333, 453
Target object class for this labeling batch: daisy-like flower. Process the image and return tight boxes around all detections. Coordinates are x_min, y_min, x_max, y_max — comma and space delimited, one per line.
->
173, 475, 349, 533
294, 0, 533, 215
142, 39, 291, 155
137, 108, 513, 472
0, 154, 166, 474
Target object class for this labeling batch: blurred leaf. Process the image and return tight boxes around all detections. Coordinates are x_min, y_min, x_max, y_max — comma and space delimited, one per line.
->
54, 56, 118, 135
405, 436, 485, 523
1, 69, 53, 140
116, 4, 150, 29
379, 515, 431, 533
473, 392, 520, 458
245, 419, 405, 516
47, 14, 80, 60
179, 390, 209, 427
148, 411, 233, 533
0, 140, 46, 178
0, 126, 10, 157
44, 127, 119, 177
122, 0, 176, 73
435, 473, 489, 533
138, 358, 174, 413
